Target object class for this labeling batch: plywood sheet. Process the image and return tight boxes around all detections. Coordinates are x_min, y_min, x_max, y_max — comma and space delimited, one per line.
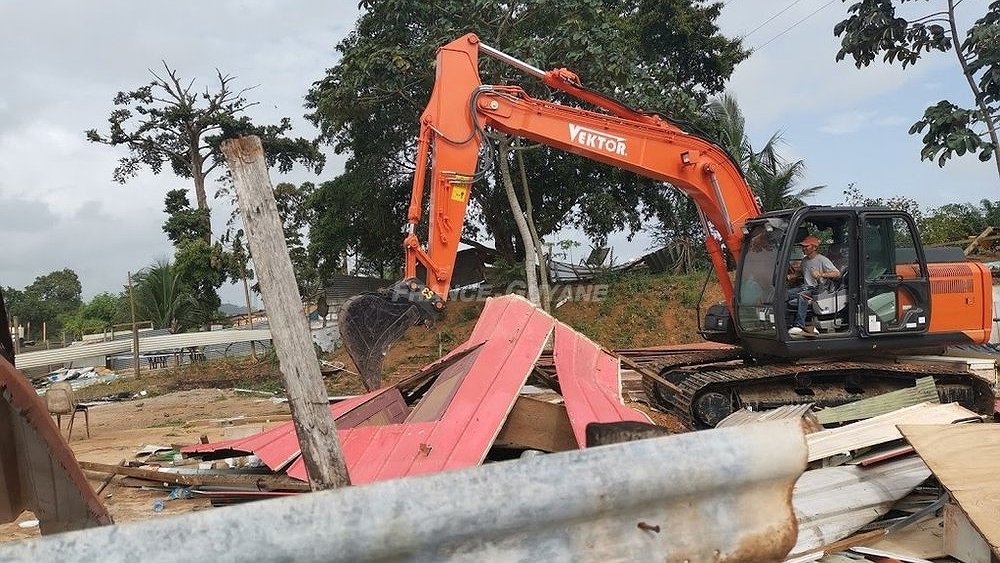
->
898, 424, 1000, 554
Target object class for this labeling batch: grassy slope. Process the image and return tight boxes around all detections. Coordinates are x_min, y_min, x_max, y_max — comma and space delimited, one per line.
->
76, 272, 724, 399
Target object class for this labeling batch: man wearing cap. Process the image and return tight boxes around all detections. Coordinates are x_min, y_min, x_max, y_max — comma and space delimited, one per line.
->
788, 235, 840, 337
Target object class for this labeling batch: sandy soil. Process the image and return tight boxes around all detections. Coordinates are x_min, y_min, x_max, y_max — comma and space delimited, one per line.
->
0, 388, 292, 544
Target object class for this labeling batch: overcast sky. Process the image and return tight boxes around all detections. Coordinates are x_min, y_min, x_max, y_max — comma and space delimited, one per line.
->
1, 1, 995, 303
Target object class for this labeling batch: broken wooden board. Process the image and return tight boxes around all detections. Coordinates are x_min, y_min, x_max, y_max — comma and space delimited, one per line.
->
862, 516, 946, 561
898, 354, 998, 388
552, 322, 650, 447
788, 455, 931, 557
898, 423, 1000, 556
78, 461, 310, 492
816, 376, 938, 425
493, 395, 577, 452
0, 356, 111, 534
806, 402, 977, 462
286, 295, 555, 483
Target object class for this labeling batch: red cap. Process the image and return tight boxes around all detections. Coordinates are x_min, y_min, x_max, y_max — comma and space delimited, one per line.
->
797, 235, 821, 247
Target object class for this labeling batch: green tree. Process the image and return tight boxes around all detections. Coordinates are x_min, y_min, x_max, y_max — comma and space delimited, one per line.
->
834, 1, 1000, 177
274, 182, 320, 299
160, 189, 226, 327
704, 93, 824, 211
87, 63, 326, 242
5, 269, 83, 339
918, 202, 986, 243
843, 183, 922, 217
132, 260, 197, 333
305, 0, 747, 271
63, 292, 128, 338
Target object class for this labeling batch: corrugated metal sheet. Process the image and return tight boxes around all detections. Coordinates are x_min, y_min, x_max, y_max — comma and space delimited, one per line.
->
789, 456, 931, 558
3, 419, 808, 562
15, 329, 273, 369
286, 295, 554, 483
552, 322, 650, 447
806, 402, 977, 462
716, 403, 821, 434
815, 376, 938, 424
183, 295, 554, 485
0, 356, 111, 533
323, 274, 390, 301
182, 387, 408, 470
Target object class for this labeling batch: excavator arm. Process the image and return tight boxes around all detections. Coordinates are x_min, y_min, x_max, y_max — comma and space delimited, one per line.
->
341, 33, 761, 387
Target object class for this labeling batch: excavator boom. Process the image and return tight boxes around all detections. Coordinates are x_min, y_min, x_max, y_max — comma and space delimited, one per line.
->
340, 33, 760, 387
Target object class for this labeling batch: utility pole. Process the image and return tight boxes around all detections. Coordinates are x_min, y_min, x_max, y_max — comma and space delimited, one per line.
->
127, 271, 140, 377
243, 274, 257, 358
222, 135, 351, 491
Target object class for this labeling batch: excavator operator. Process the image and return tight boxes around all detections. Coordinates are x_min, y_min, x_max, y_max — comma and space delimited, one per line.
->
787, 235, 841, 337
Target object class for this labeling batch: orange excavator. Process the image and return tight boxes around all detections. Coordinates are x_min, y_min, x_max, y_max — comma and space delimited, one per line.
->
340, 33, 995, 427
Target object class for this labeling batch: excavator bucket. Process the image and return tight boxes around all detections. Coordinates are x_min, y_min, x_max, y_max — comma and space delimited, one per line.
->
339, 282, 439, 390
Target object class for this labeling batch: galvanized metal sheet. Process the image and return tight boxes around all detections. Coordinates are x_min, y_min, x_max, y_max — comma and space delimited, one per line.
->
789, 456, 931, 557
1, 419, 807, 562
553, 322, 650, 447
15, 329, 273, 369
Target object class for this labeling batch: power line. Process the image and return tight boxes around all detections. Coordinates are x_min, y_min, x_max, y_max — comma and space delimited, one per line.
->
742, 0, 808, 39
755, 0, 839, 51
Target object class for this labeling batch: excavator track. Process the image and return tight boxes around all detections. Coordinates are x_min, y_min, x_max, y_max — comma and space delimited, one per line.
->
640, 349, 995, 429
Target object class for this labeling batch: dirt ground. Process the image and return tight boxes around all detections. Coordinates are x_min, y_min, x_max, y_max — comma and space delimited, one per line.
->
0, 388, 293, 544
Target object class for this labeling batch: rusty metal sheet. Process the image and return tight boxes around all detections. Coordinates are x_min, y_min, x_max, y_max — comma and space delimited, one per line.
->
0, 356, 111, 534
552, 322, 650, 447
2, 419, 808, 562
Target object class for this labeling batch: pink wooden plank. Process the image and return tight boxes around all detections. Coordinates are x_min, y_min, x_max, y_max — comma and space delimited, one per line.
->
287, 295, 554, 483
554, 322, 650, 447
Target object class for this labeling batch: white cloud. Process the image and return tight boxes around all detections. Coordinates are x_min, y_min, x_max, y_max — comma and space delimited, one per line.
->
818, 111, 878, 135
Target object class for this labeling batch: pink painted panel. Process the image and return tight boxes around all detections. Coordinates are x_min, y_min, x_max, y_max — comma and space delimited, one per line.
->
554, 322, 650, 447
286, 295, 554, 483
182, 386, 405, 471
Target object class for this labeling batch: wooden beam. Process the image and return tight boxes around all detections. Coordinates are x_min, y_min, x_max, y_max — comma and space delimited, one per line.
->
222, 136, 350, 491
78, 461, 310, 492
964, 226, 994, 256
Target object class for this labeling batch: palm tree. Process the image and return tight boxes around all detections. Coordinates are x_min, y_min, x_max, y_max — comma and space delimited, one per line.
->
705, 94, 823, 211
132, 260, 196, 333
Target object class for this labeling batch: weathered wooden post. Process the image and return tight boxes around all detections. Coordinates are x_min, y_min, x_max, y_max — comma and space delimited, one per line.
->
127, 271, 141, 377
222, 135, 351, 490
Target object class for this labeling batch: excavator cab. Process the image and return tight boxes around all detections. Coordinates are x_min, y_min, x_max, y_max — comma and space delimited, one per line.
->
731, 207, 934, 359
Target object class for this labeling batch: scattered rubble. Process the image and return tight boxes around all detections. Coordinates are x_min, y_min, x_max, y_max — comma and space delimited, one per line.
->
2, 293, 1000, 560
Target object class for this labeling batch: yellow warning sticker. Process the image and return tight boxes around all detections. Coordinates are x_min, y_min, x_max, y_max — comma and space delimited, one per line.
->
451, 185, 468, 202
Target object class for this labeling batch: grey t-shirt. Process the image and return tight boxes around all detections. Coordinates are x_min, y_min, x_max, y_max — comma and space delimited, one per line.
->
801, 254, 836, 287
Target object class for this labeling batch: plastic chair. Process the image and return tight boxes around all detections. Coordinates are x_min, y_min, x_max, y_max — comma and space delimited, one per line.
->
45, 381, 90, 440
